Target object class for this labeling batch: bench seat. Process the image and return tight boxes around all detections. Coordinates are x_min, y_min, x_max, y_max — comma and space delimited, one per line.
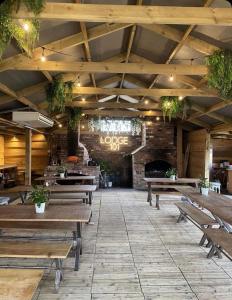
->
203, 228, 232, 259
0, 241, 72, 290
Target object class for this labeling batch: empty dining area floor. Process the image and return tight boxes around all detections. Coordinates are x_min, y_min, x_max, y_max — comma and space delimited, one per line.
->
7, 189, 232, 300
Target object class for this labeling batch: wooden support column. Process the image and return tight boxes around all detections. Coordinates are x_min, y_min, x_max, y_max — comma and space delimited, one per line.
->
177, 124, 183, 177
204, 131, 211, 180
25, 129, 32, 185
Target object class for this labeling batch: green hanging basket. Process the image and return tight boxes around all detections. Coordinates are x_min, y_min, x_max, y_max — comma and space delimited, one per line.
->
161, 96, 184, 121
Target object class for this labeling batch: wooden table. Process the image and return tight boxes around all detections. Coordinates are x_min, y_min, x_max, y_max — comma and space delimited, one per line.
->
0, 205, 91, 270
144, 178, 200, 207
0, 268, 43, 300
176, 186, 232, 226
0, 184, 97, 205
35, 175, 95, 185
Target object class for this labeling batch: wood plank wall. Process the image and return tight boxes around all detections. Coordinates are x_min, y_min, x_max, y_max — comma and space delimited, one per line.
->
212, 138, 232, 164
4, 134, 48, 177
187, 129, 209, 178
0, 136, 4, 165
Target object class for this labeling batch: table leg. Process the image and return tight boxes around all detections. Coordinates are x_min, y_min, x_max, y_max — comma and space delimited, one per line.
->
20, 192, 27, 204
89, 192, 92, 206
147, 183, 152, 205
55, 258, 63, 291
74, 222, 82, 271
155, 195, 160, 210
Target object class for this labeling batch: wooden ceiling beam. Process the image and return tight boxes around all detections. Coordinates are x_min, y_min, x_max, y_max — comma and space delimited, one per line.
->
12, 3, 232, 25
8, 61, 208, 75
72, 87, 216, 97
211, 123, 232, 133
69, 101, 159, 109
0, 23, 131, 73
82, 109, 162, 117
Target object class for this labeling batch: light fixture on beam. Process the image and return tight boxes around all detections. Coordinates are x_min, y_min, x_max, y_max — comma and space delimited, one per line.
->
22, 22, 30, 32
40, 47, 46, 62
178, 96, 183, 100
169, 74, 174, 82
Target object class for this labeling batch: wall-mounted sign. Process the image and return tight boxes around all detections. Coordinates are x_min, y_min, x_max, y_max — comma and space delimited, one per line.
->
100, 136, 128, 151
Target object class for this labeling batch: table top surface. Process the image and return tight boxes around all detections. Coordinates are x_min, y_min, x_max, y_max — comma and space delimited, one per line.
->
35, 175, 95, 181
144, 177, 200, 184
0, 268, 43, 300
176, 186, 232, 225
0, 184, 97, 194
0, 204, 91, 222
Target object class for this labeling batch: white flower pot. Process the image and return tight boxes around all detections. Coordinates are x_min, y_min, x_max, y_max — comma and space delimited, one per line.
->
201, 188, 209, 196
60, 173, 65, 178
170, 175, 176, 181
108, 182, 112, 188
35, 203, 46, 214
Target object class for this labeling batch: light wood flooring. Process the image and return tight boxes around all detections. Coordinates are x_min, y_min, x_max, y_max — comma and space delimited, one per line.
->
3, 189, 232, 300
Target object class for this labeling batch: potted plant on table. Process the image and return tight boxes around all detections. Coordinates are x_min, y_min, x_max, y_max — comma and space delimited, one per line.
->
199, 177, 210, 196
57, 165, 66, 178
165, 168, 177, 181
29, 186, 49, 214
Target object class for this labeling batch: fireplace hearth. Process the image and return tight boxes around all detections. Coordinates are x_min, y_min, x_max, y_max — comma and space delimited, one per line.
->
145, 160, 172, 178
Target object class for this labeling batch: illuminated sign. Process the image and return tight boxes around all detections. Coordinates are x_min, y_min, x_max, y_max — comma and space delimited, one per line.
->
100, 136, 128, 151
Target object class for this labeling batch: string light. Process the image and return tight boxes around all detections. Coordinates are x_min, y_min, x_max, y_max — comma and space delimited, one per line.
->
58, 123, 62, 128
40, 47, 46, 62
146, 121, 152, 126
144, 100, 149, 105
22, 22, 29, 32
82, 97, 86, 102
169, 74, 174, 82
76, 75, 81, 87
81, 113, 85, 117
81, 125, 85, 129
178, 96, 183, 100
156, 116, 160, 121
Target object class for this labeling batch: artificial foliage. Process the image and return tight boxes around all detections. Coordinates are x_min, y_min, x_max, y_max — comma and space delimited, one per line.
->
206, 49, 232, 100
66, 107, 83, 130
46, 77, 74, 113
0, 0, 45, 58
161, 96, 185, 121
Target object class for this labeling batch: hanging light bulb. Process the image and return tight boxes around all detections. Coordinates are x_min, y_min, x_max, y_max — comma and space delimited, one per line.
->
40, 47, 46, 62
76, 75, 81, 87
156, 116, 160, 121
81, 113, 85, 117
169, 74, 174, 82
178, 96, 183, 100
58, 123, 62, 128
22, 22, 30, 32
144, 100, 149, 105
82, 97, 86, 102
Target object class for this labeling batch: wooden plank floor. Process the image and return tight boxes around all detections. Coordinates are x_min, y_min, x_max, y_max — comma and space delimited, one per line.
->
3, 189, 232, 300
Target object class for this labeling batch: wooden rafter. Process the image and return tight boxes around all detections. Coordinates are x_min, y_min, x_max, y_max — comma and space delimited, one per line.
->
12, 3, 232, 25
82, 109, 162, 117
7, 61, 208, 75
69, 101, 159, 110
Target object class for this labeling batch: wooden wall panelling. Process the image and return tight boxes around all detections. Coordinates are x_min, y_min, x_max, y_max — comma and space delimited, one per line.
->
0, 136, 4, 165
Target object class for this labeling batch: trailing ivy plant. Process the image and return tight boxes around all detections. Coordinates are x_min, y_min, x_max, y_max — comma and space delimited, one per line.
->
206, 49, 232, 100
0, 0, 45, 58
46, 77, 74, 113
161, 96, 185, 121
66, 107, 83, 130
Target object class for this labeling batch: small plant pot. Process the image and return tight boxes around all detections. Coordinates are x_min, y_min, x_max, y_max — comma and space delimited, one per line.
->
201, 188, 209, 196
108, 182, 112, 188
60, 173, 65, 178
170, 175, 176, 181
35, 203, 46, 214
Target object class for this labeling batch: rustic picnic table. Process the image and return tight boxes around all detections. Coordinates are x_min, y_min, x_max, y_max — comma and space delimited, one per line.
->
176, 186, 232, 226
0, 204, 91, 271
0, 184, 97, 205
35, 175, 95, 185
144, 177, 200, 208
0, 268, 43, 300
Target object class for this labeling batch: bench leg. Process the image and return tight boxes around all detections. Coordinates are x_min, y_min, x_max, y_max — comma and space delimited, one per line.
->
89, 192, 92, 206
177, 212, 187, 223
155, 195, 160, 209
147, 183, 152, 204
199, 233, 207, 246
207, 245, 222, 259
54, 258, 63, 292
74, 222, 82, 271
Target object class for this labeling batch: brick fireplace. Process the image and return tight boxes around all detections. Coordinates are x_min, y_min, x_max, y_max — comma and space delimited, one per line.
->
132, 122, 176, 189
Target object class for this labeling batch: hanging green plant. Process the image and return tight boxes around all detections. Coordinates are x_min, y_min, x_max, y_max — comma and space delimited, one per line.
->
46, 77, 74, 113
206, 49, 232, 100
66, 107, 83, 130
161, 96, 185, 121
0, 0, 45, 58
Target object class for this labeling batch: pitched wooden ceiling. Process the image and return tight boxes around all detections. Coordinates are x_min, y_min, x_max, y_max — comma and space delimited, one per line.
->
0, 0, 232, 133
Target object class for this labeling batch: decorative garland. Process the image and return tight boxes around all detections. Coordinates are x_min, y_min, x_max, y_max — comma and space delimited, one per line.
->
161, 96, 187, 121
0, 0, 45, 58
46, 77, 74, 113
206, 49, 232, 100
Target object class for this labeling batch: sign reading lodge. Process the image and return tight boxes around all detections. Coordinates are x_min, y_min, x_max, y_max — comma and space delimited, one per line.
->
100, 136, 128, 151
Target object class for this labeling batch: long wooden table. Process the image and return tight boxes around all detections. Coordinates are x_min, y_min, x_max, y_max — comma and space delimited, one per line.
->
176, 186, 232, 226
0, 268, 43, 300
144, 177, 200, 207
0, 205, 91, 270
0, 184, 97, 205
35, 175, 95, 185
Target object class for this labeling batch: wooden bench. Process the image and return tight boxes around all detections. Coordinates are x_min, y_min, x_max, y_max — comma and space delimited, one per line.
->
0, 268, 43, 300
0, 240, 72, 290
175, 202, 217, 246
49, 193, 89, 204
202, 228, 232, 260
